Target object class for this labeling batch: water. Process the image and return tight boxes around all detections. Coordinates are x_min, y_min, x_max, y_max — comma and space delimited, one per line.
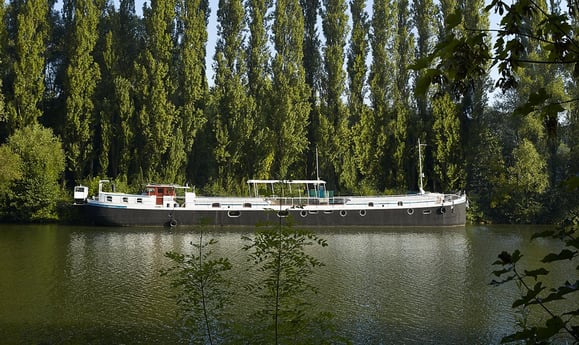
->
0, 224, 576, 344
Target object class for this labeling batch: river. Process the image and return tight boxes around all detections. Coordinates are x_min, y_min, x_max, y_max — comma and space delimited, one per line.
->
0, 224, 576, 344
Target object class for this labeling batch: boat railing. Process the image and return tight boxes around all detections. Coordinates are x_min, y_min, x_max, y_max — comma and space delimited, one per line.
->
267, 196, 349, 206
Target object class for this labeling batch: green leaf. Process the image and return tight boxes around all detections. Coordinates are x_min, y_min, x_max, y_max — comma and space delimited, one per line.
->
512, 282, 545, 308
414, 69, 440, 96
536, 316, 565, 340
493, 268, 513, 277
563, 308, 579, 317
541, 249, 577, 263
410, 56, 432, 71
524, 268, 549, 280
531, 230, 555, 240
500, 328, 538, 343
445, 10, 462, 29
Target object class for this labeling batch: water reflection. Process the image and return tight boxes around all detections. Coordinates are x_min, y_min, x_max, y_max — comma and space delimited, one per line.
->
0, 225, 575, 344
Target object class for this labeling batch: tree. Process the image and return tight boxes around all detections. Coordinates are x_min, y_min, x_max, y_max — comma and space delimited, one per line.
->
175, 0, 209, 183
320, 0, 350, 190
491, 214, 578, 343
161, 232, 233, 345
411, 0, 438, 135
503, 138, 550, 223
134, 0, 178, 181
0, 3, 7, 126
210, 0, 255, 192
432, 93, 465, 192
357, 0, 391, 191
246, 0, 273, 179
270, 0, 310, 179
242, 225, 330, 344
6, 0, 49, 131
4, 124, 65, 222
346, 0, 369, 190
0, 145, 21, 195
300, 0, 322, 181
391, 0, 414, 190
63, 0, 101, 180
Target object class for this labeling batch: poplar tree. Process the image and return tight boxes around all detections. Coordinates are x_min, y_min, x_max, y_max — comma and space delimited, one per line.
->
64, 0, 101, 180
6, 0, 49, 131
94, 1, 139, 179
175, 0, 209, 183
135, 0, 177, 181
320, 0, 350, 189
432, 93, 465, 191
347, 0, 369, 190
360, 0, 391, 191
391, 0, 414, 189
300, 0, 322, 179
0, 3, 6, 127
412, 0, 437, 133
427, 0, 466, 192
270, 0, 310, 179
246, 0, 273, 178
211, 0, 254, 191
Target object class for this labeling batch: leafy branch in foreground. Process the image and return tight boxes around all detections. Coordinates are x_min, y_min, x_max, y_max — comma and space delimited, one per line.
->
491, 212, 579, 344
161, 231, 233, 345
242, 224, 345, 345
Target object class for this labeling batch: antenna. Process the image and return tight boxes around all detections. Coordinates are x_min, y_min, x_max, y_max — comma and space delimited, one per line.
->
315, 146, 320, 181
418, 139, 426, 194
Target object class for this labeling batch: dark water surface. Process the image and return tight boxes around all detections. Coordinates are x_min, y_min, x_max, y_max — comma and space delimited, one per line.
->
0, 224, 576, 344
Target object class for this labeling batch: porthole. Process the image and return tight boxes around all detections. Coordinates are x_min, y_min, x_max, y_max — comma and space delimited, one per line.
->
439, 207, 447, 214
359, 210, 367, 217
228, 210, 241, 218
407, 208, 414, 215
300, 210, 307, 217
277, 210, 289, 217
309, 210, 319, 215
323, 210, 333, 214
340, 210, 347, 217
423, 210, 431, 215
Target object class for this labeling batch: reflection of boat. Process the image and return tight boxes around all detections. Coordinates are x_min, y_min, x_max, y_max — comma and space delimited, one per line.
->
73, 179, 467, 227
73, 140, 467, 227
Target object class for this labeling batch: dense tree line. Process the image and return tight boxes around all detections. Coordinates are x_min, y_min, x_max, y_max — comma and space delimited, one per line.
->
0, 0, 577, 223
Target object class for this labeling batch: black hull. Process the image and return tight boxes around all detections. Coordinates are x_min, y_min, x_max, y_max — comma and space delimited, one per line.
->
77, 203, 467, 228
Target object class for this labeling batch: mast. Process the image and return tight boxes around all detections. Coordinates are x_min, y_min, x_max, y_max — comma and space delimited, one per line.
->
315, 146, 320, 181
418, 139, 426, 194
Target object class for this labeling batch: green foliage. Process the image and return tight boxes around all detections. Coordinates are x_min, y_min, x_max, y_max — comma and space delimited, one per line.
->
503, 139, 550, 223
176, 0, 209, 182
432, 93, 465, 191
491, 213, 579, 344
242, 224, 332, 344
161, 232, 233, 345
0, 145, 22, 194
269, 0, 311, 179
4, 124, 65, 222
134, 0, 179, 182
211, 0, 257, 192
6, 0, 49, 130
64, 0, 101, 180
319, 0, 349, 189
